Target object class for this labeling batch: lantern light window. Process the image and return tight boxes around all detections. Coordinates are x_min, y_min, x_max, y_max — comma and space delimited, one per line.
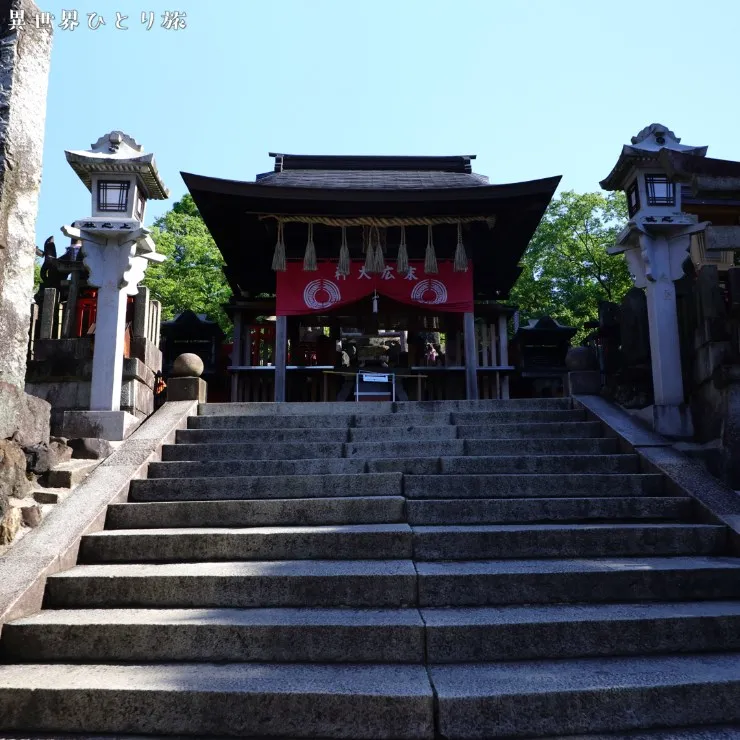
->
98, 180, 130, 212
645, 175, 675, 206
134, 190, 146, 220
626, 179, 640, 217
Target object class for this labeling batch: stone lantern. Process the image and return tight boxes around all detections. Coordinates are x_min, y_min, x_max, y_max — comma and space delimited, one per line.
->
60, 131, 169, 440
600, 124, 709, 437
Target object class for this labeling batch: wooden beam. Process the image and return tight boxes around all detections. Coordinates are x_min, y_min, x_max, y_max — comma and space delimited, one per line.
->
463, 311, 478, 400
274, 315, 287, 402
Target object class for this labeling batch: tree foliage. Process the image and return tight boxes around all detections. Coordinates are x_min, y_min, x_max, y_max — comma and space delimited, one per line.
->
143, 194, 232, 335
509, 190, 632, 341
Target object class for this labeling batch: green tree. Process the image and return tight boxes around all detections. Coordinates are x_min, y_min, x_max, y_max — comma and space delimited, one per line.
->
509, 190, 632, 341
143, 194, 232, 335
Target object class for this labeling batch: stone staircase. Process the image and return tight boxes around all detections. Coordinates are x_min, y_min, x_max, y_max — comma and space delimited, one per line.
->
2, 398, 740, 738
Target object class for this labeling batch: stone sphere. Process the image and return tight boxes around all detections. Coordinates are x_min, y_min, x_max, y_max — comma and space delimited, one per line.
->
172, 353, 204, 378
565, 346, 597, 372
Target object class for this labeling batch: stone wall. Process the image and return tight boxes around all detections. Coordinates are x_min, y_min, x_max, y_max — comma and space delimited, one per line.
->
0, 0, 52, 389
25, 288, 163, 434
0, 0, 53, 540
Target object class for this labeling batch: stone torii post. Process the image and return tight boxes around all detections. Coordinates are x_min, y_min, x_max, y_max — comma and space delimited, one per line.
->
60, 131, 169, 441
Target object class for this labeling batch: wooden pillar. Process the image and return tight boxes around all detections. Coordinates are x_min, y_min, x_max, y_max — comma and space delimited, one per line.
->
230, 310, 242, 402
288, 318, 300, 365
498, 313, 510, 400
274, 314, 287, 402
463, 311, 478, 400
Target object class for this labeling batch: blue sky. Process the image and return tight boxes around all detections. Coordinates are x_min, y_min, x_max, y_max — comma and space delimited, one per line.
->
34, 0, 740, 246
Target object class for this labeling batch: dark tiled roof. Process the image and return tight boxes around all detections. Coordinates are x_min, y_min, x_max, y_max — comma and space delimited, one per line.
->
255, 169, 490, 190
271, 153, 475, 174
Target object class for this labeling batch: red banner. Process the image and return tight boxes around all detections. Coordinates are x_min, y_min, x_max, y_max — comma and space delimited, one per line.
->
276, 260, 473, 315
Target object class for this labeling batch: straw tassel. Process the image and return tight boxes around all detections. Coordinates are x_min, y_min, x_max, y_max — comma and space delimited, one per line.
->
424, 224, 438, 274
271, 221, 286, 271
371, 227, 385, 273
337, 226, 350, 277
396, 226, 409, 275
363, 230, 375, 273
453, 222, 468, 272
303, 223, 317, 271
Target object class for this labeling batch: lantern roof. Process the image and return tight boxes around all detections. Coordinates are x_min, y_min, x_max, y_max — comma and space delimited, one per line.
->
600, 123, 707, 191
65, 130, 170, 200
511, 316, 577, 343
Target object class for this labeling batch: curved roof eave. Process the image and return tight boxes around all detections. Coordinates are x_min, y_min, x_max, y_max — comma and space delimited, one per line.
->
181, 171, 561, 206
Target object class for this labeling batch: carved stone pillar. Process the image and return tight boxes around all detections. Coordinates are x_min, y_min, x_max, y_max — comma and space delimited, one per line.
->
619, 227, 701, 437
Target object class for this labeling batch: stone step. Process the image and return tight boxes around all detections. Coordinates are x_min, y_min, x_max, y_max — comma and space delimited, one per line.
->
108, 496, 406, 529
416, 556, 740, 606
198, 402, 392, 417
407, 497, 692, 524
2, 607, 425, 663
147, 458, 367, 477
176, 423, 605, 445
456, 421, 604, 438
147, 454, 639, 478
79, 524, 413, 563
462, 438, 617, 456
355, 410, 587, 427
44, 560, 418, 608
3, 731, 738, 740
412, 523, 725, 560
197, 398, 573, 416
404, 474, 664, 499
429, 653, 740, 738
31, 487, 71, 505
177, 426, 353, 444
451, 409, 585, 424
0, 662, 434, 738
187, 409, 586, 430
43, 459, 99, 489
129, 473, 403, 501
343, 412, 455, 428
530, 728, 740, 740
188, 412, 450, 430
435, 454, 639, 475
347, 438, 616, 459
398, 398, 574, 412
350, 425, 458, 442
162, 441, 348, 461
161, 438, 619, 462
422, 601, 740, 662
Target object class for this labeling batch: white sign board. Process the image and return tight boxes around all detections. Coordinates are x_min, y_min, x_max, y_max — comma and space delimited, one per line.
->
361, 373, 390, 383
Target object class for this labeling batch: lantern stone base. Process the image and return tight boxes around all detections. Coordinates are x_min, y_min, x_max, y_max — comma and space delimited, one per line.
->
566, 371, 601, 396
167, 377, 207, 403
653, 403, 694, 439
61, 410, 141, 442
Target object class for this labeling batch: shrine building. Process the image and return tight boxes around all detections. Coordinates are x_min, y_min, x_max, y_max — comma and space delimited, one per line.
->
183, 154, 560, 403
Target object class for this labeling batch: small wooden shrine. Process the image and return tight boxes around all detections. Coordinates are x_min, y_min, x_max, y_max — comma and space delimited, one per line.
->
183, 154, 560, 402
